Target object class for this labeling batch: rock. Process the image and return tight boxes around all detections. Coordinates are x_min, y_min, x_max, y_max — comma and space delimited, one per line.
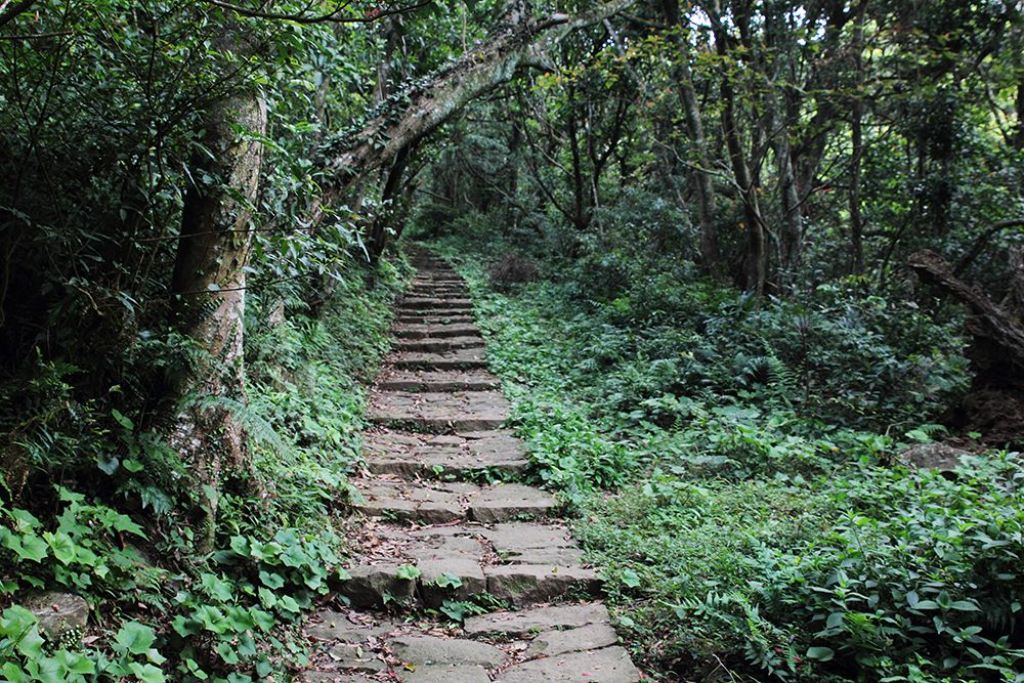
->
338, 564, 416, 609
463, 603, 610, 636
525, 622, 620, 659
497, 646, 641, 683
394, 324, 480, 339
470, 484, 556, 523
326, 643, 386, 673
485, 565, 600, 605
417, 559, 487, 607
400, 664, 491, 683
391, 635, 505, 668
306, 610, 391, 643
899, 443, 968, 472
297, 673, 376, 683
364, 430, 528, 479
352, 478, 475, 524
396, 336, 485, 353
391, 348, 488, 371
376, 369, 501, 392
23, 592, 89, 639
367, 391, 509, 431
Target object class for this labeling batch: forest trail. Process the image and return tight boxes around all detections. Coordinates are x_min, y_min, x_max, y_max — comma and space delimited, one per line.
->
299, 252, 642, 682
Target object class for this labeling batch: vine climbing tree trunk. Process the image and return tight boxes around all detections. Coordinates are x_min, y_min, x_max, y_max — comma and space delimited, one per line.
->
170, 84, 267, 549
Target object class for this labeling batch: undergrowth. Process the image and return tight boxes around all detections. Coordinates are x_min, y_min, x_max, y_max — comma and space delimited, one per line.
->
426, 235, 1023, 683
0, 256, 409, 681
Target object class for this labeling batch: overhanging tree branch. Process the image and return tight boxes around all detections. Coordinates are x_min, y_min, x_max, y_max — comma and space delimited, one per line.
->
315, 0, 637, 207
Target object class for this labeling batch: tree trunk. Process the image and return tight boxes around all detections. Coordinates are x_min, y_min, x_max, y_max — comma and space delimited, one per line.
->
170, 88, 267, 550
661, 0, 720, 273
708, 0, 765, 294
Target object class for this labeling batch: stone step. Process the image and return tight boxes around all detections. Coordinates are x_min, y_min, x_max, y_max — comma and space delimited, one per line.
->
352, 479, 557, 525
395, 336, 485, 353
301, 600, 636, 682
334, 522, 594, 610
395, 314, 476, 325
394, 323, 481, 339
390, 348, 487, 370
376, 368, 500, 392
363, 429, 529, 478
400, 297, 474, 311
367, 390, 508, 431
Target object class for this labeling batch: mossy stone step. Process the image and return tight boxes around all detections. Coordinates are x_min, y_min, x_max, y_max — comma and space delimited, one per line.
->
390, 348, 487, 370
395, 336, 485, 353
363, 429, 529, 478
375, 368, 500, 392
393, 323, 481, 339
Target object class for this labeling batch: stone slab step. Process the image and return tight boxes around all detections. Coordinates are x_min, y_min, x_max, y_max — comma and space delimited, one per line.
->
396, 314, 476, 325
376, 368, 500, 392
335, 523, 595, 609
352, 479, 556, 524
301, 601, 636, 682
367, 390, 508, 431
363, 430, 529, 478
394, 323, 481, 339
395, 336, 485, 353
400, 297, 474, 310
390, 348, 487, 370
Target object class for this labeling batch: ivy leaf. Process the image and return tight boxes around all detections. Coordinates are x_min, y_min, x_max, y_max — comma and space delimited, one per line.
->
43, 532, 76, 565
129, 662, 166, 683
114, 621, 157, 655
396, 564, 421, 581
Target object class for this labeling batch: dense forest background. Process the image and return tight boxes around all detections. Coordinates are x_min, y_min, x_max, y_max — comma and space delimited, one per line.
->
1, 0, 1023, 681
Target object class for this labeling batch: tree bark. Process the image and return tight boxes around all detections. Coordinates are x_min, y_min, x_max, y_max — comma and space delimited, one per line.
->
170, 87, 267, 550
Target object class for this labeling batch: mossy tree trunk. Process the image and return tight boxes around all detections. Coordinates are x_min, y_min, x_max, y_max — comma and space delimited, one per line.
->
170, 87, 267, 549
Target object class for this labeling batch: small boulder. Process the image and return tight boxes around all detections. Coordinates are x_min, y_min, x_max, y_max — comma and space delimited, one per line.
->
23, 592, 89, 639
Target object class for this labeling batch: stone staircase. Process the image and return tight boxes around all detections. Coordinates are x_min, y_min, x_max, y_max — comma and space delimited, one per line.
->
300, 252, 642, 682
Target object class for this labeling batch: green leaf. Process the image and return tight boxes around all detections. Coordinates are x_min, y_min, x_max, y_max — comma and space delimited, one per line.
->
114, 621, 157, 655
396, 564, 421, 581
43, 532, 77, 565
806, 646, 834, 662
129, 662, 166, 683
620, 569, 641, 588
111, 409, 135, 431
433, 573, 463, 589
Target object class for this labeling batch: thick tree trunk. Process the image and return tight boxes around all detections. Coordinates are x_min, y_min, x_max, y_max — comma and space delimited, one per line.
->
170, 89, 267, 549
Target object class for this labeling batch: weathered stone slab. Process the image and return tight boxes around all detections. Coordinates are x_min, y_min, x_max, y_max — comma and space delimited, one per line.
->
463, 603, 610, 636
306, 610, 391, 643
400, 297, 474, 310
338, 564, 416, 609
481, 522, 581, 564
326, 643, 386, 672
24, 592, 89, 639
485, 565, 600, 605
363, 430, 528, 478
470, 483, 556, 522
524, 622, 620, 659
394, 323, 480, 339
498, 646, 641, 683
352, 479, 478, 524
368, 391, 508, 431
396, 315, 476, 325
391, 635, 505, 668
376, 369, 499, 392
401, 665, 490, 683
396, 336, 485, 353
298, 672, 376, 682
418, 558, 487, 607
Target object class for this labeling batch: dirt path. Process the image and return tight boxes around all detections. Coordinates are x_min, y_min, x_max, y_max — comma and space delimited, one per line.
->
299, 252, 642, 682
